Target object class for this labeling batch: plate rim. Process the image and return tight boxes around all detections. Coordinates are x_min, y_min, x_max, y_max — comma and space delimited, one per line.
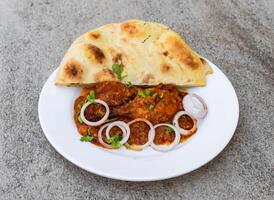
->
38, 58, 239, 181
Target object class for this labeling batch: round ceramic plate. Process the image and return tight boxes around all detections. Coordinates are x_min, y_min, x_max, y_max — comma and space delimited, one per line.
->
38, 59, 239, 181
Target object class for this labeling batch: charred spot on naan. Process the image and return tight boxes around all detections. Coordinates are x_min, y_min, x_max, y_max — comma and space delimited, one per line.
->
163, 51, 169, 56
63, 60, 84, 81
142, 73, 155, 84
121, 21, 139, 36
84, 44, 105, 64
200, 57, 206, 65
88, 31, 101, 40
112, 53, 123, 65
200, 57, 213, 74
160, 63, 172, 73
93, 69, 116, 82
109, 48, 126, 66
120, 20, 149, 41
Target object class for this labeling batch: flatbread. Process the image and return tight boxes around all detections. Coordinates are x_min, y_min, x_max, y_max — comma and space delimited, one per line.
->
55, 19, 212, 86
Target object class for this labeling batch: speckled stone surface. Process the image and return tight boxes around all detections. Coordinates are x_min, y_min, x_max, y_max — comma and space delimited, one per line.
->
0, 0, 273, 199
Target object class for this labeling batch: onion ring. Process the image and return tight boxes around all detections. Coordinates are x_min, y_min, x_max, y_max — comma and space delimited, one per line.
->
98, 123, 113, 149
126, 118, 155, 150
80, 99, 110, 126
151, 124, 180, 152
105, 121, 130, 145
183, 93, 208, 119
173, 111, 197, 136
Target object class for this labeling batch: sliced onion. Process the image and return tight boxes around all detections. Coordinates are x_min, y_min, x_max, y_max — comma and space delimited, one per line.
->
151, 124, 180, 152
183, 93, 208, 119
105, 121, 130, 145
126, 118, 155, 150
173, 111, 197, 136
80, 99, 110, 126
98, 123, 113, 149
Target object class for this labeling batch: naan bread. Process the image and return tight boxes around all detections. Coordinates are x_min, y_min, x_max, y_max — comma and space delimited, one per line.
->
55, 19, 212, 86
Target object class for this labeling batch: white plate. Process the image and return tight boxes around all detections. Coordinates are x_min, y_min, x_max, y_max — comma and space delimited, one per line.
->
38, 59, 239, 181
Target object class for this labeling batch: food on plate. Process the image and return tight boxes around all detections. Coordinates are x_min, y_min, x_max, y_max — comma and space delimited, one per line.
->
74, 81, 208, 151
54, 19, 211, 151
54, 19, 212, 86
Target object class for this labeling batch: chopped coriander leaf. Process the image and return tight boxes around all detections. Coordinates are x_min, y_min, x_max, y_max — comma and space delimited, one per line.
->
112, 64, 123, 80
124, 81, 132, 88
106, 133, 122, 148
112, 143, 121, 148
144, 89, 152, 96
78, 115, 83, 124
138, 90, 146, 97
148, 104, 154, 110
138, 89, 152, 97
80, 135, 94, 142
165, 126, 174, 132
87, 90, 95, 103
104, 118, 117, 123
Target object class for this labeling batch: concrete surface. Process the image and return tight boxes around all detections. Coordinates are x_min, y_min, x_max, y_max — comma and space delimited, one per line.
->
0, 0, 273, 199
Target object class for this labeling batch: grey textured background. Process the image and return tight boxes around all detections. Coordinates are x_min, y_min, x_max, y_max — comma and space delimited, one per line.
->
0, 0, 273, 199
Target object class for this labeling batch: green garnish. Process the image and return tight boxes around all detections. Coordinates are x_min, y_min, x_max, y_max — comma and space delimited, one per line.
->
148, 104, 154, 110
87, 90, 96, 103
107, 133, 122, 148
144, 89, 152, 96
78, 115, 83, 124
80, 135, 94, 142
104, 118, 118, 123
165, 126, 173, 132
124, 81, 132, 88
138, 89, 152, 97
112, 64, 123, 80
138, 90, 146, 97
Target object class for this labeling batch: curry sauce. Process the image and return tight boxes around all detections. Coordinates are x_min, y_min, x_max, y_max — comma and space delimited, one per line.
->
74, 81, 196, 149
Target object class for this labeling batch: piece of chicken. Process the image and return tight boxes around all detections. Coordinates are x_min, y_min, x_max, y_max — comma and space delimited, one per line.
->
81, 81, 137, 107
112, 84, 186, 124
